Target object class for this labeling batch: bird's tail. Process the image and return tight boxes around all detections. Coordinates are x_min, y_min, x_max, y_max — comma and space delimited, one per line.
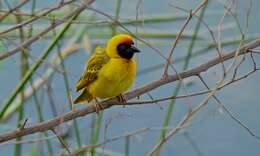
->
73, 88, 93, 104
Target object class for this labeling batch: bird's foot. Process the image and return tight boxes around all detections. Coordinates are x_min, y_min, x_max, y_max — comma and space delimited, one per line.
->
116, 94, 127, 107
94, 98, 102, 114
94, 104, 102, 114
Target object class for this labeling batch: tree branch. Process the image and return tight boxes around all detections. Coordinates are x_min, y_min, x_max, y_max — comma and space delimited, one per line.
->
0, 37, 259, 143
0, 0, 91, 60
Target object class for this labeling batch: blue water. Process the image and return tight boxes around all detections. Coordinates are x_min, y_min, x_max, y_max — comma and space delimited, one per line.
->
1, 0, 260, 155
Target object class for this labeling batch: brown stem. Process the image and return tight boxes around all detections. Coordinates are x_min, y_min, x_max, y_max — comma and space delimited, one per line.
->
0, 37, 259, 143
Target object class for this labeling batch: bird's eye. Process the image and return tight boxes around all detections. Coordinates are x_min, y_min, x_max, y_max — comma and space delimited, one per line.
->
131, 42, 134, 45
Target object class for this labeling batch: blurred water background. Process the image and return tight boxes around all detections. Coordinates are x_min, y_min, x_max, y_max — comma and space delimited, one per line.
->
0, 0, 260, 155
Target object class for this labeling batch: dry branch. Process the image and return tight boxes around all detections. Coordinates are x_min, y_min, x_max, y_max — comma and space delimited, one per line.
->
0, 37, 259, 143
0, 0, 91, 60
0, 0, 29, 22
0, 0, 77, 36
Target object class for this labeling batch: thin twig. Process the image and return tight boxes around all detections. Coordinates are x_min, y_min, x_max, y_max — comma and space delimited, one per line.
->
163, 0, 208, 77
0, 0, 93, 60
0, 37, 259, 143
0, 0, 29, 22
51, 129, 71, 154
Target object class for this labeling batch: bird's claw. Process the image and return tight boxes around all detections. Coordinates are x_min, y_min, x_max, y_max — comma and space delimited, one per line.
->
117, 94, 127, 103
117, 94, 127, 107
94, 103, 102, 114
94, 98, 102, 114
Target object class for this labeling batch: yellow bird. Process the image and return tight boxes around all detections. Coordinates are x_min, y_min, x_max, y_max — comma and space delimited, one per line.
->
73, 34, 140, 108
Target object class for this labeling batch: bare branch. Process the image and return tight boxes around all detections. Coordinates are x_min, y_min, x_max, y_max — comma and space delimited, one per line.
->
0, 0, 29, 22
0, 37, 259, 143
0, 0, 93, 60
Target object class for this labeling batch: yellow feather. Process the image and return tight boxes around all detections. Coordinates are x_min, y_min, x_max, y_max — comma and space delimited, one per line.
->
74, 34, 140, 104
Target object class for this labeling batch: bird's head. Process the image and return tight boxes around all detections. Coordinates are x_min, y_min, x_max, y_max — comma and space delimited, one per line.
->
106, 34, 140, 59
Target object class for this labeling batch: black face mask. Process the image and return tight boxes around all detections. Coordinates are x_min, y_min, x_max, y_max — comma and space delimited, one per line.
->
117, 43, 140, 59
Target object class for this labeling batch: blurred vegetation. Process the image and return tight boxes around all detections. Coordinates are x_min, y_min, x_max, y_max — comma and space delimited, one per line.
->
0, 0, 259, 156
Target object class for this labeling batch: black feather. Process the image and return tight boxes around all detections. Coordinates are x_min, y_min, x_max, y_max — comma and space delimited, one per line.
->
117, 43, 140, 59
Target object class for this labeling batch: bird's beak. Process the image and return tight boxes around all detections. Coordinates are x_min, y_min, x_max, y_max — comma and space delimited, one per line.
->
130, 45, 141, 53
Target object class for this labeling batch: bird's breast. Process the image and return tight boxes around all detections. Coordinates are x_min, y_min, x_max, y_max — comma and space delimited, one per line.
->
89, 58, 137, 98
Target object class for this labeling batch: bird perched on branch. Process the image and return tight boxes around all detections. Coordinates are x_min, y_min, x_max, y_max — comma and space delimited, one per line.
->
73, 34, 140, 111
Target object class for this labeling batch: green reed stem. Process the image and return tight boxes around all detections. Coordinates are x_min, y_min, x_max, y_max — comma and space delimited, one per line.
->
0, 16, 90, 122
33, 89, 54, 155
155, 2, 208, 155
111, 0, 122, 35
90, 1, 122, 154
137, 35, 256, 76
90, 113, 103, 156
14, 7, 27, 156
1, 29, 202, 40
0, 10, 81, 119
124, 136, 130, 156
1, 11, 227, 25
51, 14, 82, 148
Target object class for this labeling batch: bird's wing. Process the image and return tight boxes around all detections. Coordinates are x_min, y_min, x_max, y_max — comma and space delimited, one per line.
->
76, 46, 109, 91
